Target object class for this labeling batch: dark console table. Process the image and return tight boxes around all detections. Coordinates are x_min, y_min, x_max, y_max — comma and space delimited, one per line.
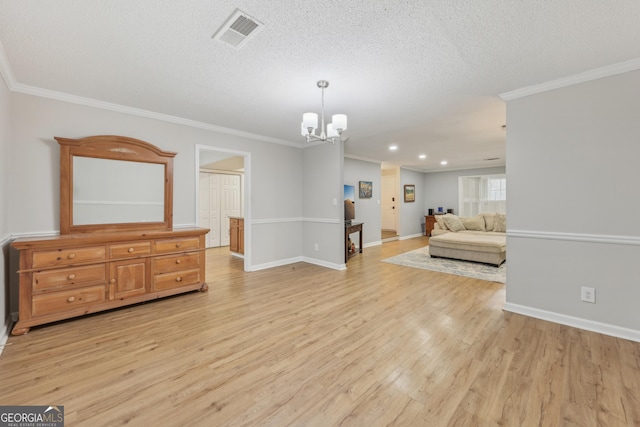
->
345, 222, 363, 263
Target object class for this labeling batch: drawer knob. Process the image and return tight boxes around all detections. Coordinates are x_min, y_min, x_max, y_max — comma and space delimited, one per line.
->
67, 253, 76, 260
111, 279, 116, 284
175, 277, 182, 282
68, 274, 76, 280
67, 296, 75, 302
128, 247, 135, 253
176, 259, 181, 264
175, 243, 181, 248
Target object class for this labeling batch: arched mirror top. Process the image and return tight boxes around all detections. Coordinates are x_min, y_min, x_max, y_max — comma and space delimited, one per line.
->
57, 135, 176, 234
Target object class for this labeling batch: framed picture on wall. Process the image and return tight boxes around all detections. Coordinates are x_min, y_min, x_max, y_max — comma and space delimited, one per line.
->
404, 184, 415, 202
358, 181, 372, 199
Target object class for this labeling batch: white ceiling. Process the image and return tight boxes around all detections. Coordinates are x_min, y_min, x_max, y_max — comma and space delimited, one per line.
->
1, 1, 640, 172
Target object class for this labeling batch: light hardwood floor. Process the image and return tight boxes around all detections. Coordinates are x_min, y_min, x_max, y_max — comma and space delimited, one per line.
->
1, 236, 639, 426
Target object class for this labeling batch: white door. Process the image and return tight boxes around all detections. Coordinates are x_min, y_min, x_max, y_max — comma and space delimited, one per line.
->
198, 173, 222, 248
381, 174, 397, 230
220, 174, 242, 246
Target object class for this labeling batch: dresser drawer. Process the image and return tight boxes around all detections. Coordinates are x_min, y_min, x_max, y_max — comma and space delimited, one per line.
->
153, 237, 200, 254
153, 269, 200, 291
153, 253, 200, 274
32, 246, 106, 268
33, 265, 106, 292
110, 242, 151, 259
32, 285, 106, 317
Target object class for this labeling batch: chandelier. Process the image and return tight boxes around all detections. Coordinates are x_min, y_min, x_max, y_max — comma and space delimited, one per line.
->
301, 80, 347, 144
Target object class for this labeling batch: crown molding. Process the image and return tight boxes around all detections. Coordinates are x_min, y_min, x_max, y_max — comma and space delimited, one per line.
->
0, 39, 16, 89
0, 39, 302, 149
13, 83, 302, 147
500, 57, 640, 101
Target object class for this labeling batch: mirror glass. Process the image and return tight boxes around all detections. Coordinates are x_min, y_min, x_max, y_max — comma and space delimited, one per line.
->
73, 156, 165, 225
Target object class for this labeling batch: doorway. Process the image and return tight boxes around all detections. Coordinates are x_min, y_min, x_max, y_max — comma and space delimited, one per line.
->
381, 165, 399, 241
196, 145, 251, 272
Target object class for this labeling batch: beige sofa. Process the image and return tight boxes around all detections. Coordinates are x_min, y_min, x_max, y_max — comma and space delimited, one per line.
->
428, 212, 506, 266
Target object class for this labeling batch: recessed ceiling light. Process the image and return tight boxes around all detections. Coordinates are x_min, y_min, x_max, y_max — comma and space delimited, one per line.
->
440, 160, 448, 165
419, 154, 426, 159
389, 145, 398, 151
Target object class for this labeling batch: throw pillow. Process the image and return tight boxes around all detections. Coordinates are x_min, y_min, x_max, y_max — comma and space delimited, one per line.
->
442, 214, 466, 232
460, 214, 485, 231
482, 212, 496, 231
435, 214, 448, 230
493, 213, 507, 232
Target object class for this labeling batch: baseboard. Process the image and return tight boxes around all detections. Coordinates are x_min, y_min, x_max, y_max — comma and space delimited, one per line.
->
364, 240, 382, 248
251, 256, 345, 272
300, 257, 346, 271
250, 256, 303, 271
503, 302, 640, 343
0, 317, 11, 358
400, 233, 424, 241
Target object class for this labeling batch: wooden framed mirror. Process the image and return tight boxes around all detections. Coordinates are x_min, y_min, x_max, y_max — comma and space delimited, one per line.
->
57, 135, 176, 234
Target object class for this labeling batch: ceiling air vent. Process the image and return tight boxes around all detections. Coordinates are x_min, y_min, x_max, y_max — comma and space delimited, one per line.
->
212, 9, 264, 50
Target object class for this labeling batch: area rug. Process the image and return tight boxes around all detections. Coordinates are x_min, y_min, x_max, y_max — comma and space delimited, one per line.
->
382, 246, 506, 283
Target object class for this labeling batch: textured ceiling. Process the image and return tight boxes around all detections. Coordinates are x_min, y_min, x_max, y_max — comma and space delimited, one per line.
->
1, 1, 640, 172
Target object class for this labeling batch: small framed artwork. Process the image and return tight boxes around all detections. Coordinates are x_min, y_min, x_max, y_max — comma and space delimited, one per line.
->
359, 181, 372, 199
404, 184, 415, 202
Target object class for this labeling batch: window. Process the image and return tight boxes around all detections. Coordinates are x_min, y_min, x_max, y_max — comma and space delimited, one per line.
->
458, 174, 506, 217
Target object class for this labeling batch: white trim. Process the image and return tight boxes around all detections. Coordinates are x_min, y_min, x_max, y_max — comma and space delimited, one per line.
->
252, 217, 303, 224
507, 229, 640, 246
301, 257, 346, 271
363, 241, 382, 248
344, 154, 382, 165
250, 256, 345, 272
0, 235, 12, 247
10, 80, 301, 148
0, 317, 10, 358
0, 39, 16, 89
251, 217, 340, 225
503, 303, 640, 343
11, 230, 60, 239
500, 58, 640, 101
74, 200, 163, 206
399, 233, 423, 241
303, 218, 340, 224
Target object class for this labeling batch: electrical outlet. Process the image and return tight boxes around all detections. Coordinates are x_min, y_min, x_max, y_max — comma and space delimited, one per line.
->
581, 286, 596, 303
314, 243, 319, 251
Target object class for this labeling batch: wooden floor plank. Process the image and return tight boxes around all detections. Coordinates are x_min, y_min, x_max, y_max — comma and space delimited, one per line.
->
1, 236, 639, 426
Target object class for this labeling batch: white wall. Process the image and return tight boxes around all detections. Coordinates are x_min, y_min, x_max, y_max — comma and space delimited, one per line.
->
423, 166, 506, 216
9, 93, 304, 269
505, 69, 640, 339
344, 157, 382, 246
0, 75, 10, 343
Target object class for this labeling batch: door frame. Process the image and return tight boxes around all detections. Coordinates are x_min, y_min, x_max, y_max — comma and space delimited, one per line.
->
195, 145, 251, 272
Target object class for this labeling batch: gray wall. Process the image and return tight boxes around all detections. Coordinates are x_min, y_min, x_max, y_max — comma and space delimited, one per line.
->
9, 93, 305, 269
423, 166, 506, 215
400, 168, 426, 237
0, 75, 9, 341
302, 142, 344, 267
505, 69, 640, 336
344, 157, 382, 246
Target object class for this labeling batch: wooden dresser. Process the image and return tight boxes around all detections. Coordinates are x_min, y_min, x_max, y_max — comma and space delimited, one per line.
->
11, 228, 208, 335
10, 135, 210, 336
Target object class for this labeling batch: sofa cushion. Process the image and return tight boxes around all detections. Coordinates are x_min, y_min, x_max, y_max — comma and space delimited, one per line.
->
429, 232, 506, 253
481, 212, 496, 231
493, 213, 507, 232
435, 214, 448, 230
460, 215, 485, 231
442, 214, 465, 232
